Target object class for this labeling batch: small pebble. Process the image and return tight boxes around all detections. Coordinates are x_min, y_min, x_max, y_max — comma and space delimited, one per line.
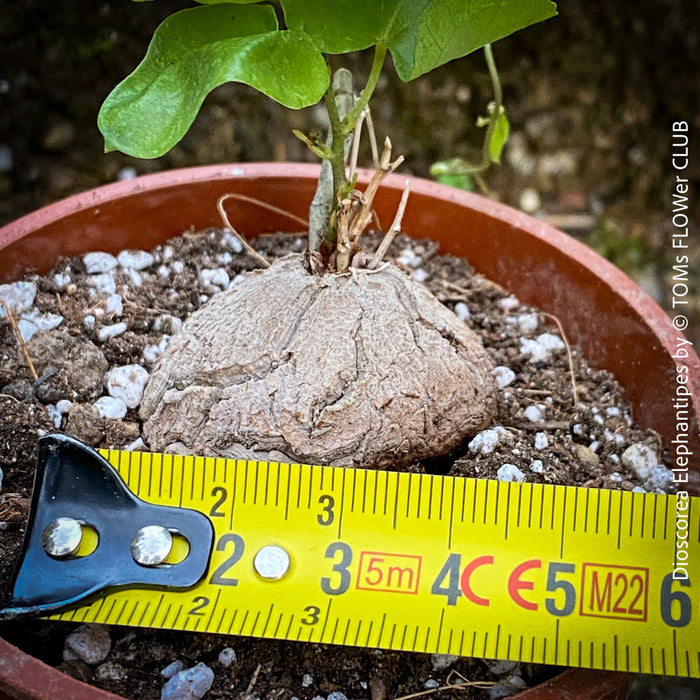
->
302, 673, 313, 687
572, 423, 585, 437
83, 314, 96, 330
57, 400, 73, 416
497, 464, 526, 483
605, 406, 620, 417
118, 166, 138, 180
106, 294, 123, 317
162, 660, 186, 679
221, 230, 243, 253
94, 396, 128, 420
492, 366, 516, 389
98, 322, 127, 342
520, 333, 565, 363
424, 679, 440, 689
124, 437, 146, 452
46, 404, 62, 429
105, 364, 150, 409
411, 268, 429, 283
645, 466, 673, 492
484, 659, 519, 675
0, 281, 36, 316
124, 267, 143, 288
218, 647, 236, 667
632, 486, 646, 494
517, 313, 539, 334
89, 273, 117, 295
0, 466, 4, 490
524, 405, 545, 422
431, 653, 459, 671
534, 432, 549, 450
397, 248, 421, 268
64, 624, 111, 665
519, 187, 541, 213
497, 295, 520, 311
157, 265, 171, 279
327, 693, 348, 700
468, 427, 507, 455
621, 443, 658, 481
529, 459, 545, 474
589, 440, 601, 453
200, 268, 230, 289
454, 302, 470, 322
171, 260, 185, 274
54, 272, 71, 289
83, 252, 118, 274
21, 309, 64, 332
118, 249, 155, 270
161, 662, 214, 700
216, 252, 233, 265
18, 318, 39, 341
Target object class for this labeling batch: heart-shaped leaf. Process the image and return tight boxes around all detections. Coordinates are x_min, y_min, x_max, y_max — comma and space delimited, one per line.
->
282, 0, 557, 80
99, 4, 329, 158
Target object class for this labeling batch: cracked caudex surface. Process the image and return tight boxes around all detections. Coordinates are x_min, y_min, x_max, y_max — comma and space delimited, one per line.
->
141, 254, 497, 468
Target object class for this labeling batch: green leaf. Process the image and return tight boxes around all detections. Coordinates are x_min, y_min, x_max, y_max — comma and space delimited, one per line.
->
99, 4, 329, 158
434, 171, 473, 191
282, 0, 557, 80
488, 110, 510, 164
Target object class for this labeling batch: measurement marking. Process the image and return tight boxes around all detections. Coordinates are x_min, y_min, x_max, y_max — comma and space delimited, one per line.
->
493, 482, 500, 525
147, 452, 155, 498
447, 629, 454, 656
519, 636, 524, 661
578, 640, 582, 667
264, 463, 271, 506
285, 614, 295, 638
353, 620, 364, 646
584, 489, 591, 532
392, 472, 400, 529
550, 486, 556, 530
412, 625, 420, 650
595, 490, 601, 534
171, 605, 183, 629
137, 602, 150, 627
337, 468, 347, 538
532, 636, 537, 662
178, 457, 185, 508
506, 634, 512, 659
226, 609, 239, 636
158, 603, 172, 629
447, 480, 456, 549
559, 488, 568, 558
307, 464, 313, 509
201, 457, 208, 502
242, 463, 250, 505
542, 637, 547, 664
637, 647, 642, 674
295, 464, 302, 509
590, 641, 594, 668
471, 631, 477, 657
206, 589, 222, 630
494, 624, 501, 659
504, 482, 511, 539
435, 609, 445, 651
365, 620, 374, 647
625, 645, 630, 672
566, 640, 571, 666
389, 623, 397, 649
663, 496, 670, 540
362, 470, 368, 514
239, 610, 250, 636
350, 469, 357, 512
189, 457, 196, 501
423, 627, 431, 653
661, 648, 666, 675
539, 486, 545, 529
521, 486, 527, 529
554, 620, 559, 664
377, 614, 387, 647
617, 492, 624, 549
274, 463, 280, 507
167, 455, 174, 500
416, 474, 423, 519
602, 642, 606, 669
629, 495, 635, 538
459, 630, 466, 656
439, 477, 445, 520
606, 489, 612, 535
652, 493, 659, 538
157, 454, 164, 504
614, 635, 618, 671
342, 619, 352, 645
91, 596, 107, 625
330, 618, 339, 644
400, 625, 408, 649
228, 462, 237, 530
427, 475, 434, 520
371, 470, 378, 515
260, 603, 275, 637
471, 479, 478, 524
147, 596, 163, 628
482, 480, 489, 524
249, 610, 261, 637
320, 600, 333, 641
482, 631, 489, 657
382, 471, 389, 516
284, 467, 292, 521
114, 599, 129, 626
572, 488, 579, 532
270, 612, 283, 638
215, 607, 227, 635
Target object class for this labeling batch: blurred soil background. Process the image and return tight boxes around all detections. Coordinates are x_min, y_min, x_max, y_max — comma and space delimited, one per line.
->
0, 2, 699, 696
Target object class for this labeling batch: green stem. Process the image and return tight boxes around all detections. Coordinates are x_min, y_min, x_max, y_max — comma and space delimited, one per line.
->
340, 45, 387, 136
476, 43, 502, 173
323, 79, 349, 198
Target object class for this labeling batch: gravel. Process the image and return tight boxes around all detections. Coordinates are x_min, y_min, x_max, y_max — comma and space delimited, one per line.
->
118, 249, 155, 270
105, 364, 150, 409
621, 443, 658, 481
497, 464, 526, 483
161, 662, 214, 700
468, 427, 507, 455
0, 281, 36, 316
63, 624, 111, 665
83, 252, 118, 274
94, 396, 128, 420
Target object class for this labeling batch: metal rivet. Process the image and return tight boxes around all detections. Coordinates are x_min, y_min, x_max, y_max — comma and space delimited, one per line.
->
130, 525, 173, 567
253, 545, 291, 580
42, 517, 83, 558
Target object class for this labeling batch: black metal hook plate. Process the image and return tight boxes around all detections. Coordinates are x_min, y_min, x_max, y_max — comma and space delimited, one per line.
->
0, 434, 214, 620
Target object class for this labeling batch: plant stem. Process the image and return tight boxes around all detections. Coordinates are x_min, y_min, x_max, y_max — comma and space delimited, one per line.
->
324, 84, 349, 197
341, 45, 387, 136
477, 43, 502, 173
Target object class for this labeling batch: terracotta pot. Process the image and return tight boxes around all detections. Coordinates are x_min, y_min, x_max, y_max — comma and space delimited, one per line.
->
1, 164, 698, 699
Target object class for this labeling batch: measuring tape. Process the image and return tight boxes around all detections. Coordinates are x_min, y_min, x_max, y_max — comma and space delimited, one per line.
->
5, 436, 699, 678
